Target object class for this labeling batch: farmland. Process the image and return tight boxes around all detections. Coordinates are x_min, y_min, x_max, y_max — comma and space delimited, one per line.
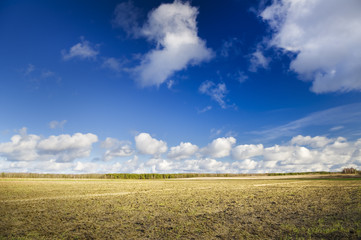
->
1, 176, 361, 239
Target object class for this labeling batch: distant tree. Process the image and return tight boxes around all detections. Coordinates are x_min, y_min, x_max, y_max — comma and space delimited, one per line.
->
342, 168, 357, 174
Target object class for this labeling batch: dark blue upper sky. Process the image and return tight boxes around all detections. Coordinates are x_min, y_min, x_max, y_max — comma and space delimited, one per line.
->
1, 0, 361, 173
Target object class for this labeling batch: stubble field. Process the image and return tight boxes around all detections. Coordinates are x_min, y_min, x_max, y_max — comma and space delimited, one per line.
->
1, 176, 361, 239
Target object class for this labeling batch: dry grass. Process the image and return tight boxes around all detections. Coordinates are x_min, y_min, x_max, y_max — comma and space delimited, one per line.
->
1, 177, 361, 239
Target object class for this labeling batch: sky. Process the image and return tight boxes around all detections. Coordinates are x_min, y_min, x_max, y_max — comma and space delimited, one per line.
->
1, 0, 361, 174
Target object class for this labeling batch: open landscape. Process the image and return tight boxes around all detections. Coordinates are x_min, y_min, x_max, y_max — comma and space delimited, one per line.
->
2, 1, 361, 239
1, 174, 361, 239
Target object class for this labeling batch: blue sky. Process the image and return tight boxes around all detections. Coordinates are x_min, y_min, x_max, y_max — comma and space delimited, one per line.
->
1, 0, 361, 173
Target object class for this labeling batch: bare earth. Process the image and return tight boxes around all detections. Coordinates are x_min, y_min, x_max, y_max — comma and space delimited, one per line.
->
1, 175, 360, 239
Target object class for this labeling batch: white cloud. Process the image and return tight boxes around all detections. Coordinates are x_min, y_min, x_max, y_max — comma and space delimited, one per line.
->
49, 120, 67, 130
37, 133, 98, 162
167, 142, 199, 160
260, 0, 361, 93
0, 129, 98, 163
1, 129, 361, 173
263, 145, 299, 162
166, 79, 175, 89
62, 38, 99, 60
251, 103, 361, 140
232, 144, 264, 160
260, 136, 357, 170
228, 135, 361, 172
135, 133, 167, 156
101, 137, 134, 161
231, 159, 258, 171
146, 157, 230, 173
249, 49, 270, 72
0, 132, 40, 161
330, 126, 344, 132
100, 137, 119, 149
183, 158, 229, 172
120, 155, 142, 173
201, 137, 236, 158
134, 1, 213, 87
146, 158, 175, 172
198, 105, 212, 114
291, 135, 333, 148
199, 81, 228, 108
102, 57, 123, 72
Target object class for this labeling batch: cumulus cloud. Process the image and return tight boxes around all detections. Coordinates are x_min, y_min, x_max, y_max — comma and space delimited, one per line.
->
146, 157, 230, 173
49, 120, 67, 130
135, 133, 167, 156
260, 0, 361, 93
291, 135, 333, 148
232, 144, 264, 160
1, 130, 361, 173
0, 129, 98, 163
101, 137, 134, 161
231, 159, 258, 171
199, 81, 228, 108
0, 131, 40, 162
62, 38, 99, 60
167, 142, 199, 160
252, 136, 360, 171
182, 158, 230, 172
37, 133, 98, 162
134, 1, 213, 87
201, 137, 236, 158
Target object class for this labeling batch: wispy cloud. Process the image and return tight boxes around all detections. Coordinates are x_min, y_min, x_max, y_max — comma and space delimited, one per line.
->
62, 38, 99, 61
220, 37, 242, 58
22, 64, 61, 88
102, 57, 123, 72
228, 70, 248, 83
251, 103, 361, 140
249, 48, 270, 72
24, 64, 35, 76
330, 126, 344, 132
49, 120, 67, 130
198, 105, 212, 114
199, 81, 228, 108
112, 0, 142, 38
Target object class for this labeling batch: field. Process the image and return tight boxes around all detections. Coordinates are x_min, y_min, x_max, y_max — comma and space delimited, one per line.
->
1, 176, 361, 239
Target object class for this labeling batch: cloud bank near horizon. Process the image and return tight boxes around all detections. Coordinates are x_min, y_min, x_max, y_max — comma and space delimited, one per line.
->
1, 128, 360, 174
